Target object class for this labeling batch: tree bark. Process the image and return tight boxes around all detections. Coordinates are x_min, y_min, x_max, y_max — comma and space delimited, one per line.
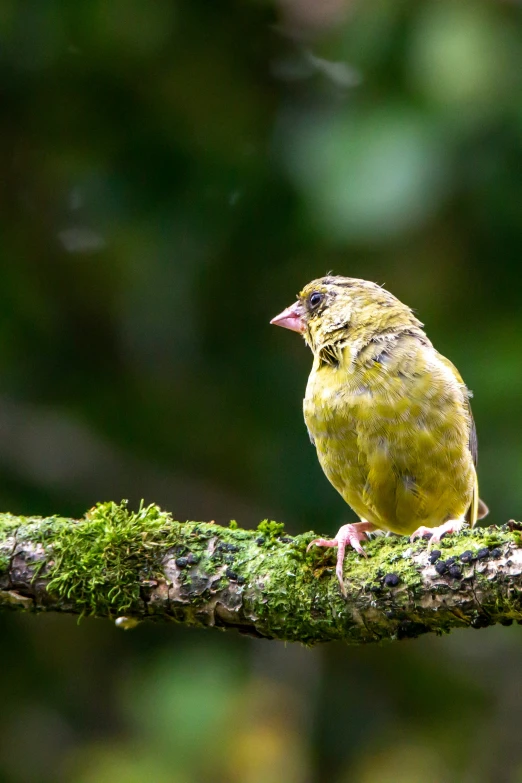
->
0, 501, 521, 644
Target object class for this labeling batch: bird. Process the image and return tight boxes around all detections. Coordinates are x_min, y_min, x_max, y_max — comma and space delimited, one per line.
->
270, 275, 488, 595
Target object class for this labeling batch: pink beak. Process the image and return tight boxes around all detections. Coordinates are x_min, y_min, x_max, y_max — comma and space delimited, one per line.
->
270, 302, 305, 334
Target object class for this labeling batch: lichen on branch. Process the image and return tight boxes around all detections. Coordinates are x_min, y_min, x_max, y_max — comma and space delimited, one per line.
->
0, 501, 521, 645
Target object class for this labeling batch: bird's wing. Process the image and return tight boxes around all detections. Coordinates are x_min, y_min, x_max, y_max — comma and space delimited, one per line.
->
437, 354, 477, 466
468, 405, 478, 468
437, 354, 488, 525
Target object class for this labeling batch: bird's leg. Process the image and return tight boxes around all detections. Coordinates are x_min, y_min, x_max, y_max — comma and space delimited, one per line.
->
410, 518, 466, 550
307, 520, 376, 596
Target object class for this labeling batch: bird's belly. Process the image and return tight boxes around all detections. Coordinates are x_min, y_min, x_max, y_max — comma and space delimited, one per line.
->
304, 380, 376, 522
303, 375, 474, 534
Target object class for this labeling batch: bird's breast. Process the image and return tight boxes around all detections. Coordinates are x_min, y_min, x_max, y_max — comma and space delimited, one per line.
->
303, 362, 370, 442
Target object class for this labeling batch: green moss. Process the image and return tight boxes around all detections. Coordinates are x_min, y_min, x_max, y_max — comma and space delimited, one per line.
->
418, 524, 516, 562
41, 501, 263, 618
46, 500, 176, 616
0, 513, 24, 536
309, 534, 420, 591
257, 520, 286, 538
512, 531, 522, 547
0, 553, 9, 575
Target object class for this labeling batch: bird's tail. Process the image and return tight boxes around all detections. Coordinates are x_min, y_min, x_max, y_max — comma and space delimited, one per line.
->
466, 471, 489, 527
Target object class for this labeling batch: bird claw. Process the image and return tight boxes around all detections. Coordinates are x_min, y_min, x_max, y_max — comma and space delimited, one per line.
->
410, 519, 466, 550
307, 537, 337, 552
307, 522, 374, 596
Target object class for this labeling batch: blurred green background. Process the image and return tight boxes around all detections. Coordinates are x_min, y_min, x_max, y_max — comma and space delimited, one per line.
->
0, 0, 521, 780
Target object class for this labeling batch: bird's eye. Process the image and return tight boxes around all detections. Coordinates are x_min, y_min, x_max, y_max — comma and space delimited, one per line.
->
309, 292, 324, 309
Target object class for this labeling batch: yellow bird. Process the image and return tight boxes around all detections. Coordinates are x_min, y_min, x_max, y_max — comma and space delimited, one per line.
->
271, 276, 488, 594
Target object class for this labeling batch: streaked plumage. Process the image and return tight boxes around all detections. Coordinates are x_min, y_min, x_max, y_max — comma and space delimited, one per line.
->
271, 276, 487, 593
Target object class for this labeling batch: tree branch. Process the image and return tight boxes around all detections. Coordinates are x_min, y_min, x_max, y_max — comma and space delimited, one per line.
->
0, 501, 521, 644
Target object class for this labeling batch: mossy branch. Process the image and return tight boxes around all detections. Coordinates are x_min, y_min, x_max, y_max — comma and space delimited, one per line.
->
1, 501, 521, 644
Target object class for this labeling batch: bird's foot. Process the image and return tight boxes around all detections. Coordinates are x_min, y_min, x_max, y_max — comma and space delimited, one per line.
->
307, 521, 375, 596
410, 518, 466, 550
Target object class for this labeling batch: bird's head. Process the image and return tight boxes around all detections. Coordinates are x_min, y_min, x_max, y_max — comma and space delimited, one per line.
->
270, 275, 423, 354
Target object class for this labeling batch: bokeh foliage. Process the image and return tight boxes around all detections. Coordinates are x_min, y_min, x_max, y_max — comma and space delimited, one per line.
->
0, 0, 521, 781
